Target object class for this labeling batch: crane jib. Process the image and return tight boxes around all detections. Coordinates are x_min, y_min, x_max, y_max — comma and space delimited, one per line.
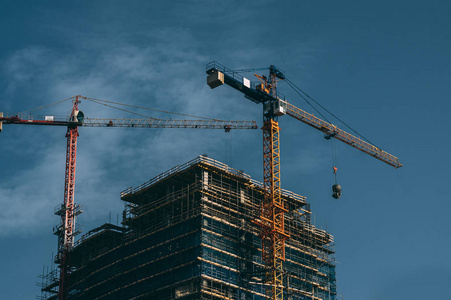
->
205, 61, 403, 169
284, 102, 403, 168
0, 115, 258, 130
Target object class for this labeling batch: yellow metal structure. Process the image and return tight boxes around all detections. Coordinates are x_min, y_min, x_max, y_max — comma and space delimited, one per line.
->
283, 101, 402, 168
261, 119, 288, 299
206, 61, 402, 300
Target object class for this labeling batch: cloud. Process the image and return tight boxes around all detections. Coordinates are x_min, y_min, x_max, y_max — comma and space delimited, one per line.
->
0, 25, 263, 237
4, 46, 56, 82
0, 15, 322, 237
0, 145, 64, 237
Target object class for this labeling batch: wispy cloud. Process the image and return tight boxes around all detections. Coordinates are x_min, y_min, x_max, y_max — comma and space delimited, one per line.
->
0, 3, 327, 237
0, 24, 263, 237
0, 145, 64, 236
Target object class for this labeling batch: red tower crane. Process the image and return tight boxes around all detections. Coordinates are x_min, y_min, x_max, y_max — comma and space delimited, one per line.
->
0, 95, 258, 300
206, 62, 402, 300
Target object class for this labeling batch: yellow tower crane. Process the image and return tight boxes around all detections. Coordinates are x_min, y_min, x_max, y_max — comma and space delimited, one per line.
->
206, 62, 402, 300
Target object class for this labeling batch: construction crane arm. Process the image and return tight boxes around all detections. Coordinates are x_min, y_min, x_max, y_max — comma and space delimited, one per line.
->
283, 101, 402, 168
206, 61, 402, 168
0, 115, 258, 130
81, 118, 258, 129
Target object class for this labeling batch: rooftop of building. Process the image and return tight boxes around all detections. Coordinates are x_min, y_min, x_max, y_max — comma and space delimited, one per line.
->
120, 155, 307, 210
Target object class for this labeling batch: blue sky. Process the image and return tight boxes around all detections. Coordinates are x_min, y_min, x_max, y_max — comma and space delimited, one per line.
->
1, 1, 450, 299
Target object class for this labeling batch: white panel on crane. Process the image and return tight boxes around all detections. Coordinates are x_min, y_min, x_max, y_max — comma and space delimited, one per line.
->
274, 100, 287, 116
243, 77, 250, 88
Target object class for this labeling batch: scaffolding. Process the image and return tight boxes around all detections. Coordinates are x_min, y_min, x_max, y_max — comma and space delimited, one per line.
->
38, 155, 336, 300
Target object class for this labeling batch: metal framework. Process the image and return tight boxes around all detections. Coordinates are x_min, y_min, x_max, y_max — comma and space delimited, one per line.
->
38, 155, 337, 300
260, 67, 289, 299
0, 115, 258, 130
261, 119, 288, 299
283, 102, 402, 168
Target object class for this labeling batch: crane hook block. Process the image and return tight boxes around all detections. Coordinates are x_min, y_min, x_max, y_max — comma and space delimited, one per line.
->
207, 71, 224, 89
332, 184, 342, 199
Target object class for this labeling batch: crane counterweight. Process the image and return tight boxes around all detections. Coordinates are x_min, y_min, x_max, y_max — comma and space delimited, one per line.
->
207, 70, 224, 89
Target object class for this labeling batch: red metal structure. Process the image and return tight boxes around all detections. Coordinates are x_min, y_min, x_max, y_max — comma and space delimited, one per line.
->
0, 95, 257, 299
58, 96, 79, 300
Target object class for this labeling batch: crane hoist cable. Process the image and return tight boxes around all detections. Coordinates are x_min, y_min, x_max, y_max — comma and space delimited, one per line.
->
84, 97, 228, 121
84, 98, 159, 120
284, 79, 332, 123
284, 77, 381, 149
225, 129, 233, 166
284, 78, 350, 199
15, 95, 233, 124
331, 137, 342, 199
18, 96, 75, 114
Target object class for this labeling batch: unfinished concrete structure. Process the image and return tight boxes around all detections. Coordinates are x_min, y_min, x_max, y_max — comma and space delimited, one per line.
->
39, 156, 336, 299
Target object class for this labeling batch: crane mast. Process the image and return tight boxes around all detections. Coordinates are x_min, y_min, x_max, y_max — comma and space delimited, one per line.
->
260, 68, 288, 300
0, 95, 257, 300
206, 61, 402, 300
208, 63, 291, 299
58, 96, 80, 300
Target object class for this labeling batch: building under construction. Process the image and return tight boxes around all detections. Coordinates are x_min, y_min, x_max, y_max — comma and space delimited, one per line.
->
39, 155, 336, 300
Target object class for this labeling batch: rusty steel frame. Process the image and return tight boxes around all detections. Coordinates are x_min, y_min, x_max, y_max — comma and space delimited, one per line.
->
58, 96, 80, 300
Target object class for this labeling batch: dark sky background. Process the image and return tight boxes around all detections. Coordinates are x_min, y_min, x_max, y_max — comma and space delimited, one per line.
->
1, 1, 450, 299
